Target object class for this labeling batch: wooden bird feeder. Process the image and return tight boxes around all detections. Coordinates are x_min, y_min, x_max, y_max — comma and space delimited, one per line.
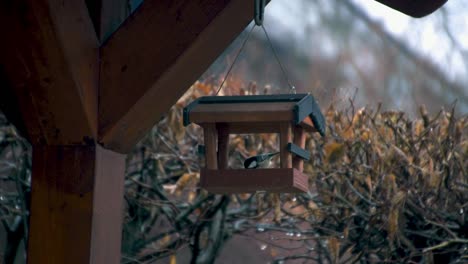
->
184, 93, 325, 193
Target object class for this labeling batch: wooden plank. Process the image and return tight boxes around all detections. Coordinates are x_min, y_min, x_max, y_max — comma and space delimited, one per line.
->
189, 102, 295, 124
207, 122, 282, 134
0, 0, 99, 145
201, 168, 307, 193
99, 0, 256, 152
28, 144, 125, 264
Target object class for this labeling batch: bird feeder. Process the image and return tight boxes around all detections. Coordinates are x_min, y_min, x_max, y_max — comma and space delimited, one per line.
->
183, 94, 325, 193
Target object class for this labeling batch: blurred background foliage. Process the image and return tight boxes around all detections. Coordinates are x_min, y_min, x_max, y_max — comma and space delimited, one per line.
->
1, 0, 468, 263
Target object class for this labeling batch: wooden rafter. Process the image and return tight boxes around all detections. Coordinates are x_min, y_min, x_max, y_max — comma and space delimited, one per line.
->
99, 0, 255, 153
0, 0, 99, 145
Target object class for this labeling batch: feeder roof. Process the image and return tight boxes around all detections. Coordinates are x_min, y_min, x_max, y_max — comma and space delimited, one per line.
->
184, 93, 326, 136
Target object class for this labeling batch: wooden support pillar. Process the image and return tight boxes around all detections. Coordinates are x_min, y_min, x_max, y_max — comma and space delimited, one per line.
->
279, 122, 292, 168
217, 124, 230, 169
28, 144, 125, 264
293, 126, 306, 172
203, 124, 218, 170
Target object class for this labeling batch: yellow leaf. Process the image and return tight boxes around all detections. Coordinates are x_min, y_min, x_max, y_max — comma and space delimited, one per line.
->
161, 234, 171, 246
342, 127, 355, 140
413, 120, 424, 137
272, 194, 282, 223
170, 254, 177, 264
324, 142, 345, 163
175, 173, 198, 194
360, 129, 371, 142
187, 191, 196, 203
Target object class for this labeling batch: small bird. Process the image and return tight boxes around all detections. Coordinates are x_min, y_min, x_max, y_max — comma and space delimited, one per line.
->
244, 152, 279, 169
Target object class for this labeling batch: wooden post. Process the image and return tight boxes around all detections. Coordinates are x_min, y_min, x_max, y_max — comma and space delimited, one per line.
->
217, 124, 229, 169
279, 122, 292, 168
203, 124, 218, 170
293, 126, 306, 171
27, 144, 125, 264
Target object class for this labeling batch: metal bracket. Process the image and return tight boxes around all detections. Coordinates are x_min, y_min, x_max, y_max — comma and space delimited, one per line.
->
254, 0, 265, 26
287, 143, 310, 161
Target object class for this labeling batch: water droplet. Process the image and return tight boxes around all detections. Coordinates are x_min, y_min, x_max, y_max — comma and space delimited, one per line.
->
286, 232, 294, 237
15, 204, 20, 210
460, 208, 464, 214
308, 247, 315, 251
260, 244, 267, 250
257, 227, 265, 232
340, 235, 345, 239
296, 233, 302, 237
292, 197, 297, 202
0, 196, 4, 201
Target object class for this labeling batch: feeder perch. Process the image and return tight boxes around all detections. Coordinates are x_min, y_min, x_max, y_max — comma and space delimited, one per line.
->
184, 94, 325, 193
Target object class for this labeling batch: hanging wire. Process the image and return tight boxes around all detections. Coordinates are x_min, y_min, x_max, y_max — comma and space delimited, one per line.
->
216, 3, 296, 96
215, 23, 256, 95
261, 24, 296, 94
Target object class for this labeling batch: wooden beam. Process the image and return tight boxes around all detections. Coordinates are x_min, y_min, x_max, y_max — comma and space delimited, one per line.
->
0, 0, 98, 145
99, 0, 255, 153
28, 144, 125, 263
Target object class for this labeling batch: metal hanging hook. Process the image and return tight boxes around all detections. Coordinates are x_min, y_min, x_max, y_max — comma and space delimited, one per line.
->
254, 0, 265, 26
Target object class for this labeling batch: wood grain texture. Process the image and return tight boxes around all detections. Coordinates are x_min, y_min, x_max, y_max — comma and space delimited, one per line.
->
189, 102, 295, 124
201, 168, 308, 193
203, 123, 218, 170
217, 123, 229, 169
279, 122, 292, 169
0, 0, 99, 145
89, 145, 126, 263
28, 145, 95, 264
27, 145, 125, 264
99, 0, 255, 153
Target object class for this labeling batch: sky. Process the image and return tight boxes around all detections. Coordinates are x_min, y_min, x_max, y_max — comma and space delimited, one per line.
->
266, 0, 468, 84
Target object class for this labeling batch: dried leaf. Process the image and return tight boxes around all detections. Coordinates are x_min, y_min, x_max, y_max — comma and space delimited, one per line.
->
365, 174, 373, 195
388, 207, 399, 241
170, 255, 177, 264
273, 194, 282, 223
174, 173, 197, 194
324, 142, 345, 163
161, 234, 171, 246
328, 236, 340, 263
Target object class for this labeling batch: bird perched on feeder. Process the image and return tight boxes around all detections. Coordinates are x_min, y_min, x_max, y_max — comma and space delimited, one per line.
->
244, 152, 279, 169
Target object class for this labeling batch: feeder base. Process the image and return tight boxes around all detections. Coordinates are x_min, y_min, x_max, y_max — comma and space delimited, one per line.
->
200, 168, 308, 193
